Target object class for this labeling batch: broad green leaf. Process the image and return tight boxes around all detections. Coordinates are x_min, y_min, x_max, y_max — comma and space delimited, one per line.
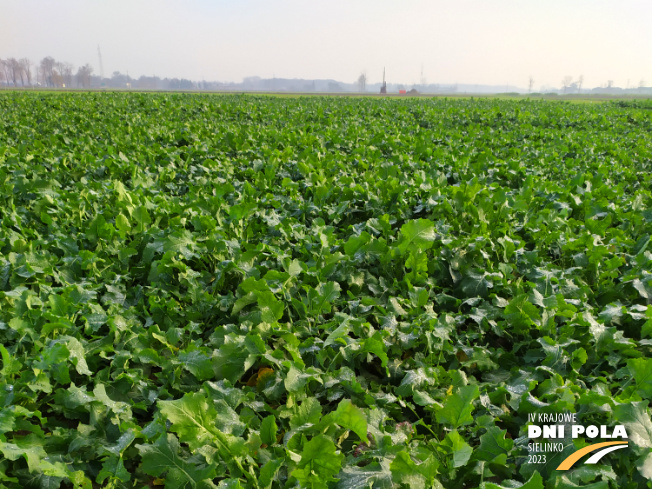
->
291, 435, 344, 489
0, 435, 69, 477
159, 392, 219, 450
436, 385, 479, 428
178, 349, 214, 381
331, 399, 369, 443
259, 458, 283, 488
390, 451, 426, 489
344, 232, 372, 258
474, 426, 513, 464
459, 270, 493, 298
313, 281, 341, 315
115, 213, 131, 235
363, 333, 388, 368
213, 334, 255, 384
57, 336, 92, 376
0, 345, 22, 377
398, 219, 437, 254
287, 397, 322, 429
336, 462, 393, 489
133, 205, 151, 233
627, 358, 652, 399
96, 456, 130, 485
505, 294, 540, 332
137, 434, 216, 489
260, 416, 278, 446
214, 399, 246, 436
482, 471, 543, 489
613, 401, 652, 448
637, 451, 652, 480
441, 430, 472, 468
549, 476, 608, 489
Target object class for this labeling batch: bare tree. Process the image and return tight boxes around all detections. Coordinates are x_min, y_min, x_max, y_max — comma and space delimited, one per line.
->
40, 56, 56, 87
56, 61, 73, 88
17, 60, 27, 86
606, 80, 614, 89
51, 70, 63, 87
7, 58, 22, 86
0, 59, 13, 86
63, 63, 74, 87
576, 75, 584, 93
357, 72, 366, 92
528, 76, 535, 93
21, 58, 32, 86
76, 63, 93, 88
561, 75, 573, 92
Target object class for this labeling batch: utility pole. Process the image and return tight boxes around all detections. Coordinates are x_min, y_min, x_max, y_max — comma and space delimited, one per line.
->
97, 45, 105, 80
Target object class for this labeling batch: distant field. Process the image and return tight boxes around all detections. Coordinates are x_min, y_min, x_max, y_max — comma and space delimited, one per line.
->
1, 92, 651, 488
3, 86, 652, 102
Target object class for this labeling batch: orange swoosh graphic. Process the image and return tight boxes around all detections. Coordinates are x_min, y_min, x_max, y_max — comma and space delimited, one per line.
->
556, 441, 628, 470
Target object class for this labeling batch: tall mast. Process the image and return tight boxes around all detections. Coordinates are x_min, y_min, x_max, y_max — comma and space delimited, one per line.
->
97, 45, 105, 79
380, 67, 387, 94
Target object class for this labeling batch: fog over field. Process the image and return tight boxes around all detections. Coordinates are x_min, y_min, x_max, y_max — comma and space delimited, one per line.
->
2, 0, 652, 91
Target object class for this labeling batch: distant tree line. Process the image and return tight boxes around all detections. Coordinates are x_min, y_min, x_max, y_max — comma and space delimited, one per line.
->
0, 56, 94, 88
4, 55, 650, 94
0, 55, 202, 90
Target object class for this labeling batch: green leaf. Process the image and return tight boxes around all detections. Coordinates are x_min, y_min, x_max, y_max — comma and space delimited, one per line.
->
214, 399, 246, 436
0, 434, 70, 477
313, 281, 341, 315
336, 463, 393, 489
505, 294, 540, 332
571, 347, 588, 370
363, 332, 388, 368
161, 230, 195, 257
115, 213, 131, 235
549, 475, 608, 489
96, 456, 130, 485
331, 399, 369, 443
613, 401, 652, 448
474, 426, 514, 464
233, 279, 284, 323
213, 334, 256, 384
178, 349, 214, 381
627, 358, 652, 399
137, 434, 216, 489
459, 270, 493, 298
159, 392, 219, 451
259, 458, 283, 489
0, 345, 22, 377
57, 336, 92, 376
344, 232, 371, 258
436, 385, 479, 428
637, 451, 652, 481
133, 205, 151, 233
482, 471, 543, 489
291, 435, 344, 489
256, 290, 284, 323
288, 397, 322, 430
398, 219, 437, 254
441, 430, 473, 468
390, 451, 426, 489
260, 416, 278, 446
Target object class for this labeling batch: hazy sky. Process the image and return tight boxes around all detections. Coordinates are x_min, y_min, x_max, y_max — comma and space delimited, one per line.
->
2, 0, 651, 89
